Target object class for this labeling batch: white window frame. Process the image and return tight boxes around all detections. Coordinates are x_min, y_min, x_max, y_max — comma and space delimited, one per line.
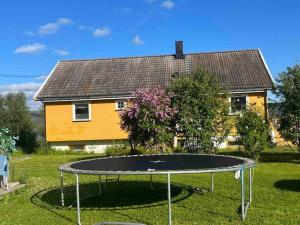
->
115, 100, 126, 111
72, 102, 91, 121
228, 95, 249, 115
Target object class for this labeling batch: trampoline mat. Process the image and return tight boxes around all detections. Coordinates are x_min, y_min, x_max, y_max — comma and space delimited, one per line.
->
70, 154, 246, 172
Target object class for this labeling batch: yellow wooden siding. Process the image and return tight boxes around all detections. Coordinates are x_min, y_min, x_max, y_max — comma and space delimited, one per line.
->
227, 92, 267, 137
248, 92, 267, 116
45, 92, 272, 144
45, 100, 128, 142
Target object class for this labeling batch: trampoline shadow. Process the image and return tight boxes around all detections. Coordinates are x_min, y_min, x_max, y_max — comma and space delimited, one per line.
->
31, 180, 194, 211
274, 179, 300, 192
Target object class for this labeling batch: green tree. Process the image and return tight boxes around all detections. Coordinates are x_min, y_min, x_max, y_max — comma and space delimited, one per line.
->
273, 64, 300, 151
0, 92, 36, 153
169, 69, 231, 153
236, 108, 269, 160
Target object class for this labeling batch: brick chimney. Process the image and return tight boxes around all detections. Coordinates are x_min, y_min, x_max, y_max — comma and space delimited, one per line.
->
175, 41, 184, 59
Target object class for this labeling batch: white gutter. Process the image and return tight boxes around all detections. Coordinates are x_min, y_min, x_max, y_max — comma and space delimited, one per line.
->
258, 48, 276, 84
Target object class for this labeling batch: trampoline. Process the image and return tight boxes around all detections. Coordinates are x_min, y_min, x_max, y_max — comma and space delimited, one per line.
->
59, 153, 255, 225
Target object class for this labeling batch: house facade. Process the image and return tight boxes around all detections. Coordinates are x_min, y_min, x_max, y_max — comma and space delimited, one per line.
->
34, 41, 274, 152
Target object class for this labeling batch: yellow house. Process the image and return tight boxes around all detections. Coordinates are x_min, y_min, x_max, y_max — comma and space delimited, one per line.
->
34, 41, 274, 152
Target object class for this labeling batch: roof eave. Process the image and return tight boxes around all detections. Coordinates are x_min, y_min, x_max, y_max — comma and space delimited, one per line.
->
37, 95, 134, 103
33, 61, 61, 101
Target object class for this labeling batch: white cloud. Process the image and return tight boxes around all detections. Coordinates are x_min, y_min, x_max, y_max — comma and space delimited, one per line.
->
0, 82, 41, 93
78, 25, 94, 31
161, 0, 175, 9
93, 27, 111, 37
14, 43, 46, 54
57, 17, 72, 25
53, 49, 70, 56
25, 31, 35, 36
38, 17, 73, 35
132, 35, 144, 45
36, 75, 48, 81
0, 82, 42, 109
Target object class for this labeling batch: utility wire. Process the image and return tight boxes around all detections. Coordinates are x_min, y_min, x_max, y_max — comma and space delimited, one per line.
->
0, 74, 44, 78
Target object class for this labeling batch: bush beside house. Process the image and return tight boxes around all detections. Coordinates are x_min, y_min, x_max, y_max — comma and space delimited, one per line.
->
236, 108, 269, 159
169, 69, 231, 154
120, 87, 177, 153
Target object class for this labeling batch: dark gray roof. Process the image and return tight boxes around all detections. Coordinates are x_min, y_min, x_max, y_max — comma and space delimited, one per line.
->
35, 49, 273, 101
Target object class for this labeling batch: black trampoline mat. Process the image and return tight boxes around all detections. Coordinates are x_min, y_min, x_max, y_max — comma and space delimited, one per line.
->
70, 154, 246, 172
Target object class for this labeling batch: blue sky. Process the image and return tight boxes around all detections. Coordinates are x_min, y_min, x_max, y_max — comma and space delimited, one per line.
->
0, 0, 299, 109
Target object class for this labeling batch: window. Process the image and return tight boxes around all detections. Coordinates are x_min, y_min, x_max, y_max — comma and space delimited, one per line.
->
73, 102, 91, 121
230, 96, 247, 114
115, 100, 126, 111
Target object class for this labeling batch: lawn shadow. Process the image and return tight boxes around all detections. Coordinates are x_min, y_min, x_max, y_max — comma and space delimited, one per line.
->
274, 179, 300, 192
221, 151, 300, 164
31, 180, 194, 224
260, 152, 300, 164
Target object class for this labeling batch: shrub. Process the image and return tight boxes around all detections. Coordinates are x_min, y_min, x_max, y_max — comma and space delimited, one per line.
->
120, 87, 177, 152
169, 69, 231, 154
35, 138, 94, 156
0, 127, 18, 157
105, 145, 131, 157
172, 146, 186, 153
129, 146, 161, 155
35, 137, 55, 155
236, 108, 269, 160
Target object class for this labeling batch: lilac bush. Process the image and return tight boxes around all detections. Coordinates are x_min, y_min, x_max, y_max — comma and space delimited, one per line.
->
120, 87, 177, 152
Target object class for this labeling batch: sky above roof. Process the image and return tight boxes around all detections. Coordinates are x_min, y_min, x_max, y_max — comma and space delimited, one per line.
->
0, 0, 299, 109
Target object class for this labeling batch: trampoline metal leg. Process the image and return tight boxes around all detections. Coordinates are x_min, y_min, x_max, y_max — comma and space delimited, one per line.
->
241, 168, 245, 221
240, 166, 254, 221
249, 168, 252, 203
241, 167, 252, 221
75, 174, 81, 225
210, 173, 214, 192
60, 171, 64, 207
167, 173, 172, 225
98, 175, 102, 196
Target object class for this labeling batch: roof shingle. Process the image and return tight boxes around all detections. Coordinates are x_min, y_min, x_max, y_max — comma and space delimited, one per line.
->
35, 49, 273, 101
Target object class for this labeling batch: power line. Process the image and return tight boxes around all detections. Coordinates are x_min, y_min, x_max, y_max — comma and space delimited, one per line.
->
0, 74, 44, 78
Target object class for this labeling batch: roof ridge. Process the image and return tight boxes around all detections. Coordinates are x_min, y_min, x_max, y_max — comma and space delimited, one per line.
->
60, 49, 259, 62
187, 48, 259, 55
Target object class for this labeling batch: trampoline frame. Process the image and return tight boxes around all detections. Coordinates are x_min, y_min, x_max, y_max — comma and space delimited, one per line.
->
58, 153, 255, 225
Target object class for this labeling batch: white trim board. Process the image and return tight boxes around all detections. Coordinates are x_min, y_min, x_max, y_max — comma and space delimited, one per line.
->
33, 61, 60, 101
258, 48, 275, 84
72, 101, 92, 122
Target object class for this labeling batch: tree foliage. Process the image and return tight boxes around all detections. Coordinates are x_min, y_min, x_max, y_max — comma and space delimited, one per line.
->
120, 87, 177, 152
273, 64, 300, 151
0, 128, 18, 157
169, 69, 231, 153
236, 108, 269, 159
0, 92, 36, 153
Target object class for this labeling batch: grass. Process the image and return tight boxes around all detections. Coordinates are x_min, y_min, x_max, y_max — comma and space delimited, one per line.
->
0, 150, 299, 225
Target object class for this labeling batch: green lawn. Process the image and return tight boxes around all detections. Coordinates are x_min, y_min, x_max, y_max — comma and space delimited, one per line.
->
0, 151, 299, 225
